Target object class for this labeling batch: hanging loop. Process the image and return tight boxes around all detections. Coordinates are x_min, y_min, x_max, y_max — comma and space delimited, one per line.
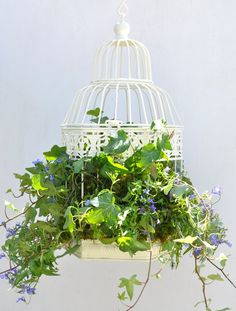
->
118, 0, 128, 22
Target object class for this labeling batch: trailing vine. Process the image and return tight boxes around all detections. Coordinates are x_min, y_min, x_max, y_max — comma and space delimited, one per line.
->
0, 123, 235, 310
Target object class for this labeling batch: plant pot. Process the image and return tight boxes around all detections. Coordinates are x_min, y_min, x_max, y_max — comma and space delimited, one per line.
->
73, 240, 160, 261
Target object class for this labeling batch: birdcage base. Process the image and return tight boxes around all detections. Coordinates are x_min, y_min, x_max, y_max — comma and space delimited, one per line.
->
73, 239, 160, 261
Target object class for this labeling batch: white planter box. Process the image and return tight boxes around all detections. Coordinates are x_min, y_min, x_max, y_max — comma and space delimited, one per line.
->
73, 240, 160, 261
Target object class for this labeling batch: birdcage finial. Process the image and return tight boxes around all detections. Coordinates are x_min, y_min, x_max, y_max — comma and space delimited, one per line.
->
114, 0, 130, 39
118, 0, 128, 22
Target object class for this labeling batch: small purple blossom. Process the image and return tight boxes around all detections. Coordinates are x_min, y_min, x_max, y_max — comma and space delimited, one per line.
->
193, 247, 202, 257
16, 296, 26, 303
138, 206, 145, 214
49, 174, 55, 182
45, 166, 49, 172
6, 228, 17, 238
85, 200, 91, 207
209, 234, 222, 246
15, 223, 22, 229
0, 253, 6, 259
141, 229, 149, 236
19, 285, 36, 295
224, 241, 232, 248
32, 159, 42, 166
189, 194, 196, 200
55, 157, 62, 164
212, 186, 222, 196
174, 179, 181, 185
164, 166, 171, 174
150, 204, 156, 212
0, 273, 8, 280
147, 198, 154, 204
143, 189, 150, 195
10, 267, 18, 275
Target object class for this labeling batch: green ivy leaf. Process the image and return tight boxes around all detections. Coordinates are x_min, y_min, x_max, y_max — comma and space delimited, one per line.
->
170, 184, 190, 197
63, 207, 75, 234
217, 253, 228, 269
4, 200, 18, 213
43, 145, 67, 161
174, 236, 198, 245
87, 209, 105, 225
117, 237, 150, 253
25, 207, 37, 224
207, 274, 224, 282
157, 133, 172, 151
100, 156, 129, 177
140, 143, 161, 167
32, 174, 47, 191
73, 159, 84, 173
163, 179, 174, 195
103, 130, 131, 155
90, 191, 115, 209
87, 107, 101, 117
118, 291, 127, 301
31, 221, 57, 233
119, 275, 142, 300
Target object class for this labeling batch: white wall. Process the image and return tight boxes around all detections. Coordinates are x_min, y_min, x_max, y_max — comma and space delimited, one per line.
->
0, 1, 235, 310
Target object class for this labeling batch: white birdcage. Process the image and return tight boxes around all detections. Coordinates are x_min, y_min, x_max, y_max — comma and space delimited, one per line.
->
61, 2, 183, 171
61, 1, 183, 260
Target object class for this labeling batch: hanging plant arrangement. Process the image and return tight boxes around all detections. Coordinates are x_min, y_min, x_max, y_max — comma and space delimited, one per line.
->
0, 126, 235, 310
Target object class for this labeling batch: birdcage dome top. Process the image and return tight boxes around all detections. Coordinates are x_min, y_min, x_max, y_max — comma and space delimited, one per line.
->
93, 21, 152, 81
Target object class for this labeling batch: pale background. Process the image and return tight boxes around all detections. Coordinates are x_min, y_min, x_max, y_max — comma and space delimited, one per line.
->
0, 0, 235, 310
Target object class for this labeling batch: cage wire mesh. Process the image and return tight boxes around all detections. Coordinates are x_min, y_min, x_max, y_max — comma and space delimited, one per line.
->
61, 1, 183, 171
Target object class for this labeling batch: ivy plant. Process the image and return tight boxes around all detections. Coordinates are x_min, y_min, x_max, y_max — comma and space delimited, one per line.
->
0, 125, 235, 310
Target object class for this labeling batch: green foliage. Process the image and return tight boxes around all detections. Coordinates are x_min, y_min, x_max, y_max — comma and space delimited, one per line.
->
0, 126, 233, 310
103, 130, 131, 155
119, 275, 142, 300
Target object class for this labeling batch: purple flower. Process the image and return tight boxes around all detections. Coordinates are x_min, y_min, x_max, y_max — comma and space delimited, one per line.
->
143, 189, 150, 195
10, 267, 18, 275
164, 166, 171, 174
193, 247, 202, 257
49, 174, 55, 182
189, 194, 196, 200
212, 186, 222, 196
26, 286, 36, 295
0, 273, 9, 280
224, 241, 232, 248
32, 159, 42, 166
15, 223, 22, 229
16, 296, 26, 303
141, 229, 149, 236
174, 179, 180, 185
150, 204, 156, 212
19, 285, 36, 295
45, 166, 49, 172
209, 234, 222, 246
6, 228, 17, 238
55, 157, 62, 164
0, 253, 6, 259
147, 198, 154, 204
138, 206, 145, 214
85, 200, 91, 207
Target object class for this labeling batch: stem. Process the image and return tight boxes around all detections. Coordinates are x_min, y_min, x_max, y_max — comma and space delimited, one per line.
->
125, 250, 153, 311
207, 257, 236, 289
194, 257, 209, 310
0, 265, 19, 276
0, 196, 43, 228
